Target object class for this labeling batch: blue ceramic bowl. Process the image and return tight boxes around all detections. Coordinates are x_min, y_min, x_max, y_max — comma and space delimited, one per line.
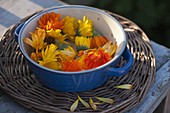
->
15, 5, 133, 92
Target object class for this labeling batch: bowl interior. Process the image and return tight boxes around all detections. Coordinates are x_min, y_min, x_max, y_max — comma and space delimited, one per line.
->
19, 5, 126, 72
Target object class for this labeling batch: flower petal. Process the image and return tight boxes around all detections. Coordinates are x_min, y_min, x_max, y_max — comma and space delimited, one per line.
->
38, 12, 64, 30
78, 95, 90, 108
78, 16, 93, 37
114, 84, 133, 89
95, 97, 114, 104
89, 98, 97, 110
70, 99, 79, 112
46, 29, 66, 43
39, 44, 58, 66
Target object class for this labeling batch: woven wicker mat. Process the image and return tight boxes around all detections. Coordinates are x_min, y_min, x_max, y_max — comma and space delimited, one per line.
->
0, 10, 156, 113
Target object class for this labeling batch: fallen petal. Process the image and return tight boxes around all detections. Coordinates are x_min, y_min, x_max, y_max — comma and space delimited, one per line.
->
70, 99, 79, 112
89, 97, 97, 110
115, 84, 132, 89
78, 95, 90, 108
95, 97, 114, 104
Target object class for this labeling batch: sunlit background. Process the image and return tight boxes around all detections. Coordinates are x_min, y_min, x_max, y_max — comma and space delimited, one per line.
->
62, 0, 170, 48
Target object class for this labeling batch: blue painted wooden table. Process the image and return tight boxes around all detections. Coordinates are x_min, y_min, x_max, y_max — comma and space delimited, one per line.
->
0, 0, 170, 113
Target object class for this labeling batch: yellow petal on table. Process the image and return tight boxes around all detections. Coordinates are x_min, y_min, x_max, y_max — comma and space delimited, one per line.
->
114, 84, 133, 89
77, 95, 90, 108
70, 99, 79, 112
95, 97, 114, 104
89, 97, 97, 110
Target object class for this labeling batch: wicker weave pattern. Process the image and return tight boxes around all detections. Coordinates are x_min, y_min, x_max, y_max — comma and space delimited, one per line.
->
0, 11, 156, 113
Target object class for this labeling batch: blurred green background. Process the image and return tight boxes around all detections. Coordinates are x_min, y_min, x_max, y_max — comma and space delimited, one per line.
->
62, 0, 170, 48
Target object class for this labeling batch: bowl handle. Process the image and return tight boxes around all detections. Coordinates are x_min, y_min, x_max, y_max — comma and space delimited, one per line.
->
104, 48, 133, 77
14, 22, 25, 41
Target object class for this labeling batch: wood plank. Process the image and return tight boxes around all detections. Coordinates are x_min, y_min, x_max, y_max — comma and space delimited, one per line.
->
0, 0, 43, 18
0, 25, 7, 37
151, 41, 170, 70
0, 7, 21, 27
30, 0, 67, 8
163, 91, 170, 113
126, 60, 170, 113
0, 95, 30, 113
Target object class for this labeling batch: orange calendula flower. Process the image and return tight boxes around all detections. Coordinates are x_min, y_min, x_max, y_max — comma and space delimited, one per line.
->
63, 16, 78, 41
61, 60, 83, 72
90, 36, 108, 48
83, 48, 111, 70
23, 28, 47, 53
75, 36, 91, 52
46, 29, 66, 43
78, 16, 93, 37
38, 12, 64, 30
30, 52, 42, 62
39, 44, 61, 70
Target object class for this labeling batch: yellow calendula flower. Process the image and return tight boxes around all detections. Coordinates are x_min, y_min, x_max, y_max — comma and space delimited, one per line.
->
78, 16, 93, 37
63, 16, 78, 41
75, 36, 91, 52
55, 40, 76, 61
39, 44, 61, 70
102, 41, 117, 56
43, 61, 61, 70
23, 28, 47, 52
57, 50, 76, 61
46, 29, 66, 43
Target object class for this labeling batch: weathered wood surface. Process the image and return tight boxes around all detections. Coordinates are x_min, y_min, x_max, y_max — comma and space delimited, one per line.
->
0, 0, 170, 113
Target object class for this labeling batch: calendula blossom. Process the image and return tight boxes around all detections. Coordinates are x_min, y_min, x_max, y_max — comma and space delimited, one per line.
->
39, 44, 61, 70
55, 40, 76, 60
83, 48, 111, 70
63, 16, 78, 41
23, 28, 47, 53
38, 12, 64, 30
78, 16, 93, 37
62, 60, 83, 72
75, 36, 91, 52
46, 29, 66, 43
102, 41, 117, 56
56, 50, 76, 61
30, 52, 42, 62
90, 36, 108, 48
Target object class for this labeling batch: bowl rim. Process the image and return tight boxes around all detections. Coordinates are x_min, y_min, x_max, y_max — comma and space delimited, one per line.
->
18, 5, 126, 75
